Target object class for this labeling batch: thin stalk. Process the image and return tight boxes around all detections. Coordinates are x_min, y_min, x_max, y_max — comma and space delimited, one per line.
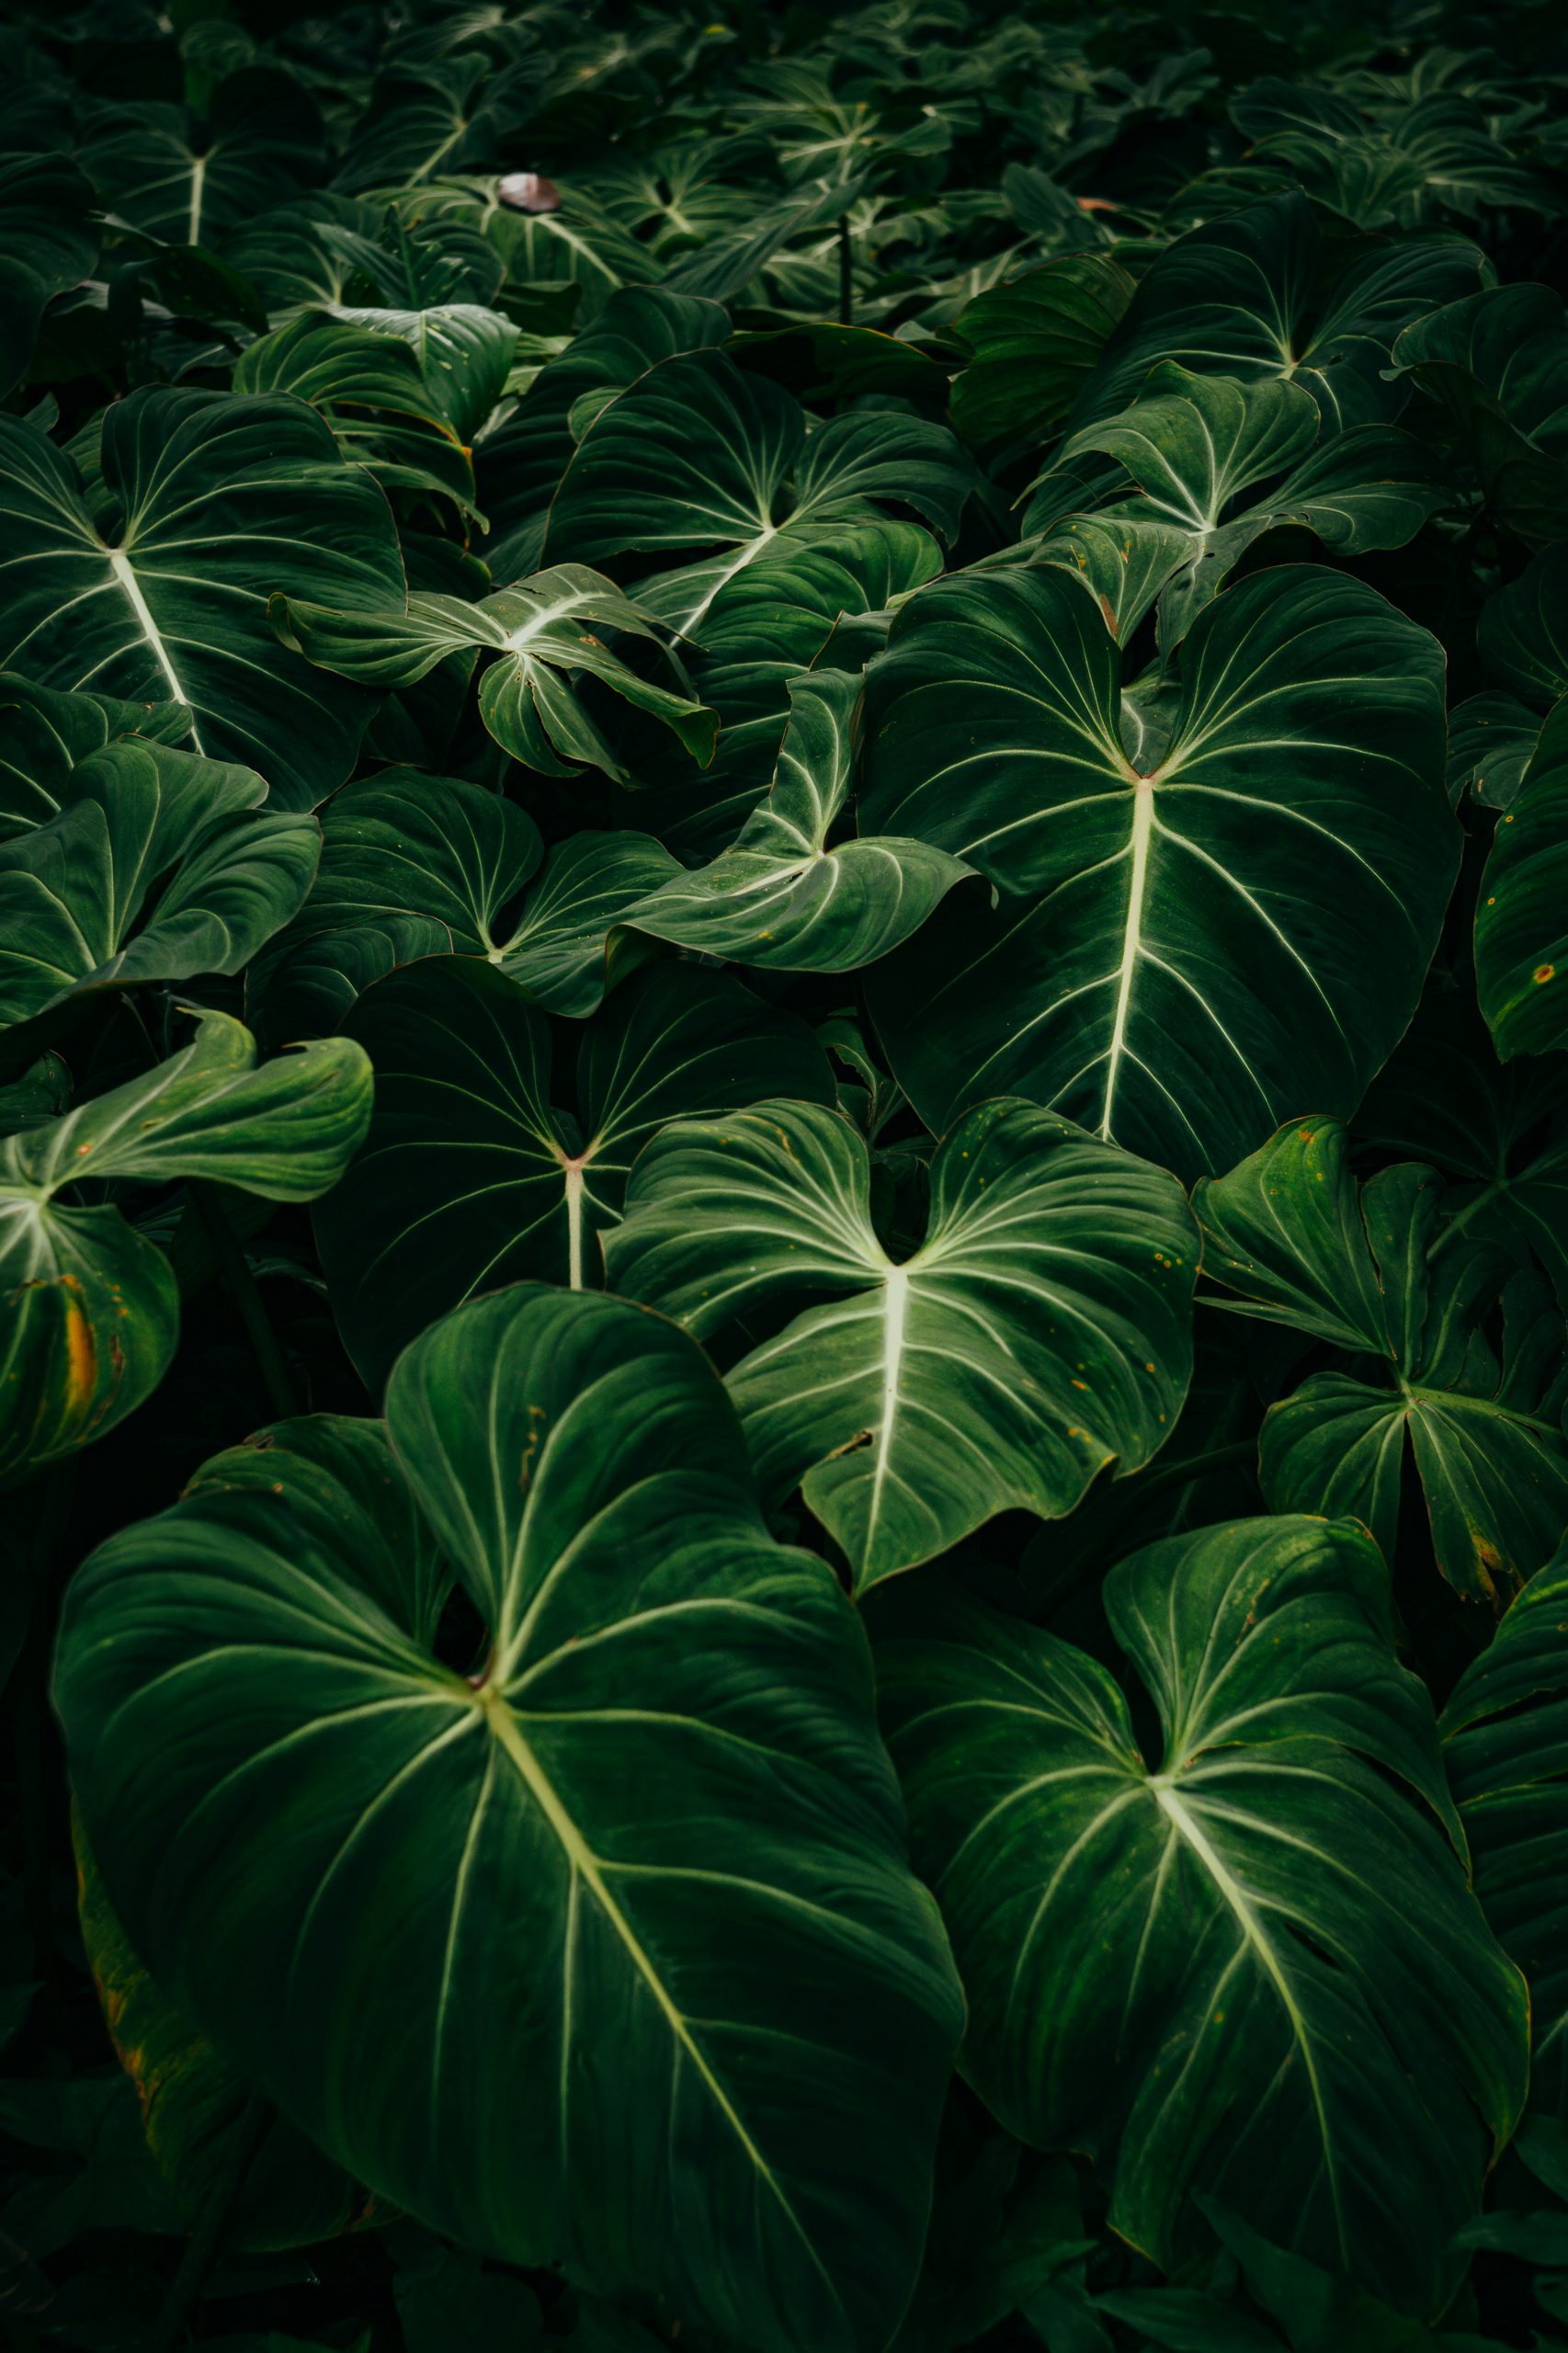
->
837, 213, 853, 326
189, 1181, 299, 1419
149, 2097, 270, 2353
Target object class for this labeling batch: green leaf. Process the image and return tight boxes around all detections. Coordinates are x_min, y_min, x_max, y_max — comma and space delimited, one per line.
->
543, 347, 974, 635
0, 388, 405, 810
1477, 544, 1568, 710
948, 255, 1134, 451
660, 517, 944, 858
1392, 285, 1568, 550
313, 956, 834, 1391
477, 285, 732, 579
1477, 698, 1568, 1059
0, 735, 318, 1026
254, 767, 679, 1025
625, 670, 973, 970
55, 1284, 963, 2353
1445, 1544, 1568, 2118
1195, 1116, 1568, 1602
1074, 191, 1483, 433
326, 300, 518, 442
607, 1094, 1196, 1589
870, 1516, 1528, 2318
78, 70, 324, 246
273, 567, 716, 782
861, 563, 1455, 1180
233, 312, 476, 516
0, 1011, 370, 1483
1028, 366, 1452, 643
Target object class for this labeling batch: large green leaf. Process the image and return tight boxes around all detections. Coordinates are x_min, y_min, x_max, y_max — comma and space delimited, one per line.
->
948, 255, 1134, 451
252, 767, 678, 1029
1392, 286, 1568, 550
0, 389, 405, 809
1194, 1116, 1568, 1602
0, 736, 318, 1027
1444, 1541, 1568, 2118
273, 567, 716, 783
607, 1094, 1196, 1588
476, 285, 732, 578
1477, 699, 1568, 1062
870, 1516, 1528, 2317
1026, 364, 1452, 644
55, 1284, 963, 2353
0, 671, 189, 837
313, 956, 835, 1391
625, 671, 972, 970
1, 1011, 370, 1483
657, 517, 944, 858
543, 347, 975, 634
233, 313, 477, 516
1073, 191, 1483, 433
861, 563, 1455, 1180
1358, 986, 1568, 1306
78, 70, 324, 246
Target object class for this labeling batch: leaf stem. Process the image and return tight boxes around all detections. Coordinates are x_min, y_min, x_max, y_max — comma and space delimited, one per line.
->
838, 213, 853, 326
189, 1181, 300, 1419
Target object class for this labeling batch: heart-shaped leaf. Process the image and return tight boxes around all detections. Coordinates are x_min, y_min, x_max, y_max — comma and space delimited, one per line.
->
1195, 1116, 1568, 1602
607, 1093, 1196, 1588
860, 563, 1455, 1179
870, 1515, 1528, 2317
0, 736, 318, 1027
313, 956, 835, 1391
1, 1010, 370, 1483
54, 1283, 963, 2353
0, 389, 405, 810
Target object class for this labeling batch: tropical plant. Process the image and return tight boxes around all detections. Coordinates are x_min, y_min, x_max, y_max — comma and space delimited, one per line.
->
5, 1, 1568, 2350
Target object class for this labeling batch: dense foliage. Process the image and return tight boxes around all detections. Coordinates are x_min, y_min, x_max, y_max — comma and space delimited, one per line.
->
6, 0, 1568, 2346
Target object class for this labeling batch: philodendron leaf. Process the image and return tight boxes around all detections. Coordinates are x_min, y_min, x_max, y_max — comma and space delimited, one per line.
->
860, 563, 1455, 1180
1194, 1117, 1568, 1603
0, 389, 406, 810
313, 956, 835, 1392
606, 1095, 1197, 1589
1392, 286, 1568, 551
0, 671, 191, 838
1477, 699, 1568, 1061
272, 567, 716, 783
1444, 1541, 1568, 2120
1027, 365, 1452, 645
948, 254, 1135, 452
251, 768, 679, 1030
542, 347, 975, 635
233, 313, 477, 516
0, 1011, 371, 1483
870, 1516, 1528, 2318
0, 737, 319, 1027
1071, 190, 1483, 433
625, 671, 974, 970
54, 1285, 964, 2353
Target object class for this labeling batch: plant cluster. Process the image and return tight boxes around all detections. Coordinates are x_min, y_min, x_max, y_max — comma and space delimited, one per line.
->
6, 0, 1568, 2347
